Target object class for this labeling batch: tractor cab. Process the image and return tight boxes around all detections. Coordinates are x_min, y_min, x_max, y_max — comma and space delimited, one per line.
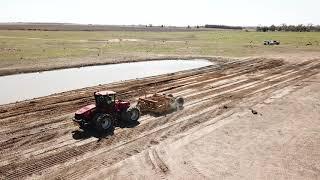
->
94, 90, 116, 112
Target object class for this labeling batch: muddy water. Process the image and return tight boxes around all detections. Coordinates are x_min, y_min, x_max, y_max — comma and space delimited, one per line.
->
0, 59, 213, 105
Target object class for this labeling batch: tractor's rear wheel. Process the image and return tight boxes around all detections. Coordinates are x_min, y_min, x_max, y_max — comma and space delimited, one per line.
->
94, 113, 113, 131
175, 96, 184, 107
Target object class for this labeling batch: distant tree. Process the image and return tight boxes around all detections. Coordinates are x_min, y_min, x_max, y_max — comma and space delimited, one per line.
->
269, 25, 276, 31
287, 25, 295, 31
307, 23, 313, 32
261, 26, 268, 32
276, 26, 282, 31
205, 24, 242, 30
297, 24, 308, 32
245, 23, 319, 32
281, 24, 287, 31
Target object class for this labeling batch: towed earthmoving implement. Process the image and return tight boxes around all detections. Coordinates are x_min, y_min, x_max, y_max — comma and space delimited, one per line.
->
138, 93, 184, 115
73, 90, 184, 131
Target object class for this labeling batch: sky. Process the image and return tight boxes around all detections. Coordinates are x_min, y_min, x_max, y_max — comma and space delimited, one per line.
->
0, 0, 319, 26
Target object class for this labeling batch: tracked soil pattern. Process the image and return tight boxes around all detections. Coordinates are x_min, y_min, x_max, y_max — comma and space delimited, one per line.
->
0, 58, 319, 179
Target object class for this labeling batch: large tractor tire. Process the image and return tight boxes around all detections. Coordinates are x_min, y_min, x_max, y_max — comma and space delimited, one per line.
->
125, 106, 141, 122
175, 96, 184, 108
94, 113, 113, 131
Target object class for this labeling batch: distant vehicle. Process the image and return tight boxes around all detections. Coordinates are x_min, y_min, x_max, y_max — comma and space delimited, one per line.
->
264, 40, 280, 45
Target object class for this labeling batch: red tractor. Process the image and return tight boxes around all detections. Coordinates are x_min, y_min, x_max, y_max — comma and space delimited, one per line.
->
73, 90, 140, 131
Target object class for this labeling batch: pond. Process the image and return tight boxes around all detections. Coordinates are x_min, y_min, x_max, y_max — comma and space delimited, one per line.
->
0, 59, 214, 105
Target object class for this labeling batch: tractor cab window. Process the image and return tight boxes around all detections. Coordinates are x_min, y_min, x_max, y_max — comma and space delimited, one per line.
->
95, 94, 115, 107
107, 95, 115, 104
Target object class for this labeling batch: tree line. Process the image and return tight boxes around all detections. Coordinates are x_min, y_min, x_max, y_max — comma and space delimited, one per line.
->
205, 24, 243, 30
256, 24, 320, 32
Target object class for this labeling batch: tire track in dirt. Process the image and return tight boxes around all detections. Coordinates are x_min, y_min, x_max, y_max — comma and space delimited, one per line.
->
0, 58, 319, 179
54, 59, 320, 180
43, 62, 318, 179
147, 149, 169, 180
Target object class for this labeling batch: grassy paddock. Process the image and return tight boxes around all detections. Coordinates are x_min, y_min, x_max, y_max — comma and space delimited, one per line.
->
0, 30, 319, 70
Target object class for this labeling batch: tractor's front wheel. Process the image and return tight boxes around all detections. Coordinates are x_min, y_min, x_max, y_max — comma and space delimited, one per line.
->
94, 113, 113, 131
125, 106, 140, 122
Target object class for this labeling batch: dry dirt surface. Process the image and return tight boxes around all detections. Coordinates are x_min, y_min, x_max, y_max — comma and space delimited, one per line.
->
0, 58, 319, 179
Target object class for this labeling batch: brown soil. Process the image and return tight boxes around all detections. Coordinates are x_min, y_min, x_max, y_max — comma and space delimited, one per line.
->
0, 57, 319, 179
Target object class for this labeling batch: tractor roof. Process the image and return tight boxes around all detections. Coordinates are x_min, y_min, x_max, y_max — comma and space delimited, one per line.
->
95, 90, 116, 96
